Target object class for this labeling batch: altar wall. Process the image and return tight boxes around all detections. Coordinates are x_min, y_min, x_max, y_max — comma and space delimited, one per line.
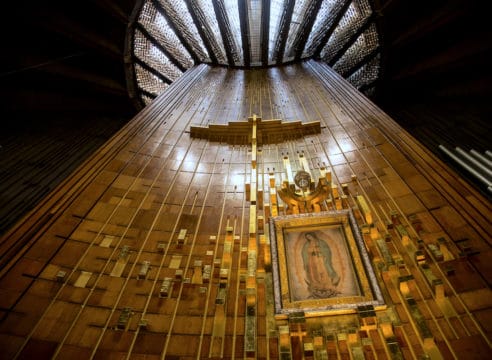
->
0, 61, 491, 359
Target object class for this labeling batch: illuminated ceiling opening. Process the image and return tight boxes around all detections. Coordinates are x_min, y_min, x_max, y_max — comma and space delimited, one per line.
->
127, 0, 381, 106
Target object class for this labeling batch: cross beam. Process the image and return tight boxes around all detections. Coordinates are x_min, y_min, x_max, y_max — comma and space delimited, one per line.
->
184, 0, 219, 64
272, 0, 295, 65
190, 115, 321, 145
238, 0, 251, 67
291, 0, 324, 61
261, 0, 271, 66
328, 13, 377, 66
213, 0, 240, 65
151, 0, 200, 63
139, 88, 158, 99
312, 0, 352, 58
135, 23, 187, 72
134, 57, 172, 84
341, 46, 380, 78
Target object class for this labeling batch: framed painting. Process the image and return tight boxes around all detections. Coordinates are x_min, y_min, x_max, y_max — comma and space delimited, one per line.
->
269, 210, 384, 318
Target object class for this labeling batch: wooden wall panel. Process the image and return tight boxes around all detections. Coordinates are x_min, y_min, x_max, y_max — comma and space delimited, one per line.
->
0, 62, 491, 359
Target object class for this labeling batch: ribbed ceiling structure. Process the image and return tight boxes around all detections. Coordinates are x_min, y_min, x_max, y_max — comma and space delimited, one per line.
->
127, 0, 381, 106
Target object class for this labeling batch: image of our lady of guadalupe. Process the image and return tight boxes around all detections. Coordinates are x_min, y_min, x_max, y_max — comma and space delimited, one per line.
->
301, 231, 341, 299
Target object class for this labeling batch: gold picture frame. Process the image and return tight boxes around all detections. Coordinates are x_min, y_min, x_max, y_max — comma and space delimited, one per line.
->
269, 210, 384, 318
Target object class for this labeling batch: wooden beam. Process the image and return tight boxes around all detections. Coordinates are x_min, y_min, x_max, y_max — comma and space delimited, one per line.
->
312, 0, 352, 58
327, 14, 377, 66
261, 0, 271, 66
369, 0, 386, 89
238, 0, 251, 67
133, 57, 172, 84
272, 0, 295, 65
292, 0, 324, 60
135, 23, 187, 72
213, 0, 239, 65
151, 0, 200, 63
185, 0, 219, 64
139, 88, 158, 99
341, 46, 380, 78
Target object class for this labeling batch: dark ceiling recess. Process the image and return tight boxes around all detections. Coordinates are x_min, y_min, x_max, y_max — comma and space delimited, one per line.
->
374, 0, 492, 199
1, 0, 138, 234
1, 0, 490, 234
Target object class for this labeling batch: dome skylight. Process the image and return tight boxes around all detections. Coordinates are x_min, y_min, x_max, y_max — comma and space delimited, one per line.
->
127, 0, 381, 106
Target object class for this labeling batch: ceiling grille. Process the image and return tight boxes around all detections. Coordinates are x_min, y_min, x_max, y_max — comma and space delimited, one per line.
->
128, 0, 381, 105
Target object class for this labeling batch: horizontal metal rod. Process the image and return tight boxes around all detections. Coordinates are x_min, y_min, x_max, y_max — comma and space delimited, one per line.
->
471, 149, 492, 167
439, 145, 492, 187
456, 147, 492, 181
